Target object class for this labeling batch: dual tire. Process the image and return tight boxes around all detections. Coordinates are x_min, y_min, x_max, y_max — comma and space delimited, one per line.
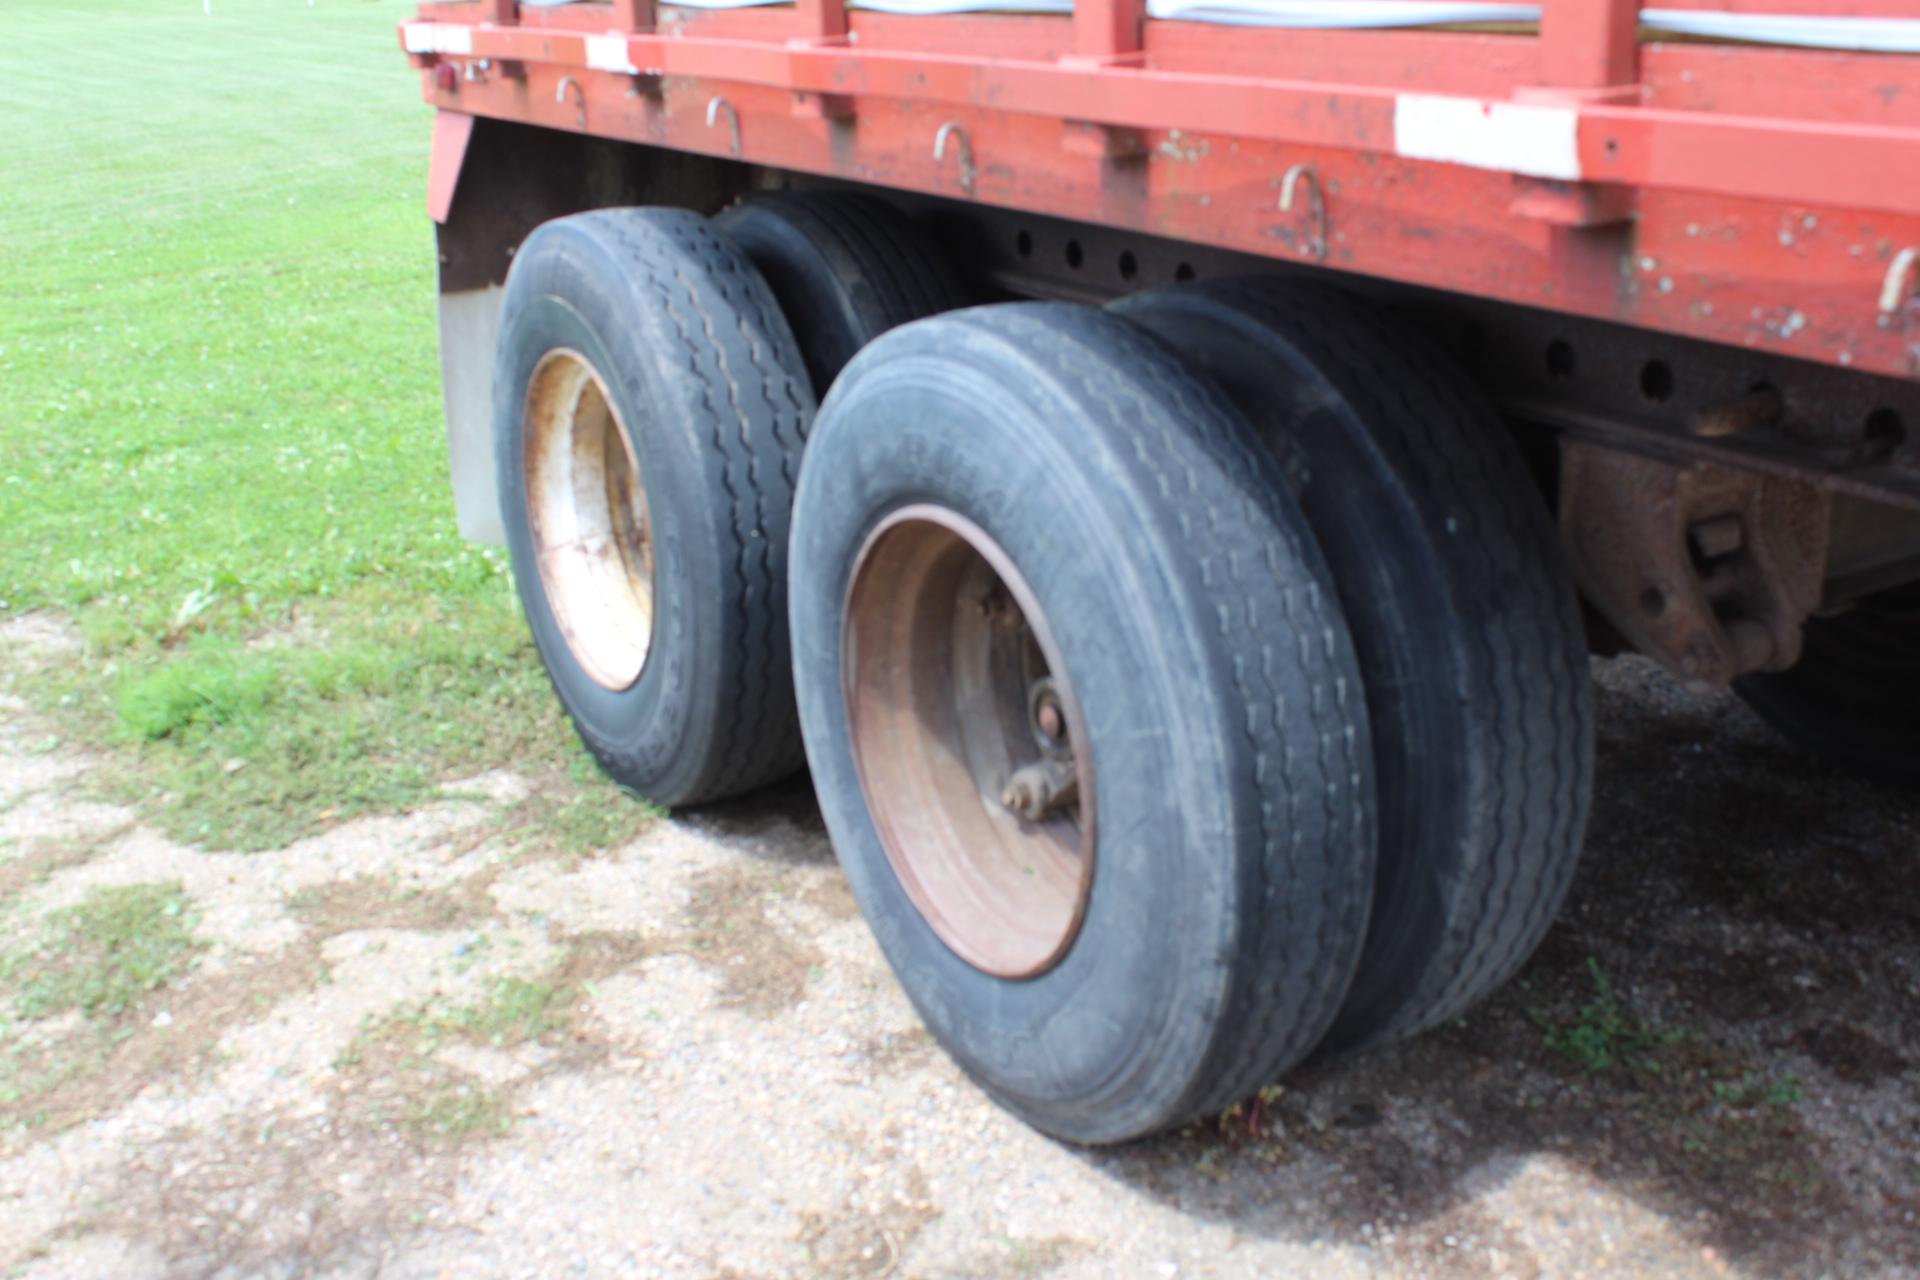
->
492, 196, 965, 806
790, 305, 1379, 1142
794, 290, 1595, 1139
492, 196, 1599, 1143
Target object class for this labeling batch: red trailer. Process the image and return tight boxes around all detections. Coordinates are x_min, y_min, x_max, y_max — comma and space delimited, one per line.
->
400, 0, 1920, 1143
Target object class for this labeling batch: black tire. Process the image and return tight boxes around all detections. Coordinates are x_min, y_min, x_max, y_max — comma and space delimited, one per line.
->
1113, 279, 1595, 1054
789, 302, 1376, 1144
715, 190, 971, 395
495, 208, 814, 806
1736, 583, 1920, 784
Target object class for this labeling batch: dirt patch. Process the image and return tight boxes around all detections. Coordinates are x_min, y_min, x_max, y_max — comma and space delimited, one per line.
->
556, 928, 656, 988
287, 870, 502, 935
5, 651, 1918, 1279
82, 1102, 457, 1280
678, 862, 839, 1017
322, 926, 654, 1161
1789, 1022, 1909, 1086
798, 1161, 940, 1279
0, 826, 127, 901
857, 1027, 937, 1078
1, 941, 328, 1139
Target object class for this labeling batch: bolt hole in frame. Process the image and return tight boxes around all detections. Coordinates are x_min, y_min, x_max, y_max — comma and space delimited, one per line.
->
1866, 406, 1908, 450
1640, 358, 1676, 404
1546, 338, 1576, 379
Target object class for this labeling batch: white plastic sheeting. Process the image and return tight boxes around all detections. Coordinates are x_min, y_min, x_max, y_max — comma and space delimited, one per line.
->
519, 0, 1920, 55
1640, 10, 1920, 53
1144, 1, 1532, 29
849, 0, 1072, 12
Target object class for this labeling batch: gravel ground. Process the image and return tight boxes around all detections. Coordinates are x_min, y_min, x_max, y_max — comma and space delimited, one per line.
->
1, 614, 1915, 1280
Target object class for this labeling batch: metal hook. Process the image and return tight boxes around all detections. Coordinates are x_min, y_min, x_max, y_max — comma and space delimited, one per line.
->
1878, 246, 1919, 324
556, 75, 586, 128
1279, 164, 1328, 262
706, 96, 742, 158
934, 122, 976, 199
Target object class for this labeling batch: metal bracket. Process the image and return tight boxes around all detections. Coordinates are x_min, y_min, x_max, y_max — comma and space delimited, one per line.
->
1560, 444, 1831, 686
1279, 164, 1327, 261
706, 96, 742, 158
934, 122, 977, 199
555, 75, 586, 128
1879, 246, 1919, 323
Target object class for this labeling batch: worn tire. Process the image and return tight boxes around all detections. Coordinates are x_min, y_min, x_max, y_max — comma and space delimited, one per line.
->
1114, 279, 1595, 1054
1737, 583, 1920, 784
495, 208, 814, 806
715, 190, 971, 395
790, 302, 1376, 1144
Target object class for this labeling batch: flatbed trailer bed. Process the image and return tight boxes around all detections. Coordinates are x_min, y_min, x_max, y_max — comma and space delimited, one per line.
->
398, 0, 1920, 1143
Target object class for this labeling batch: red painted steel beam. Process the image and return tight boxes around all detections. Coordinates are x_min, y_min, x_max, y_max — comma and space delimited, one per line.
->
1074, 0, 1144, 62
796, 0, 849, 43
401, 14, 1920, 378
1540, 0, 1639, 89
435, 19, 1920, 217
611, 0, 655, 32
419, 61, 1920, 378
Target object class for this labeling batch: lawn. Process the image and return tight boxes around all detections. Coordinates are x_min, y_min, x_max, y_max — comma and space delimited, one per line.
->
0, 0, 655, 851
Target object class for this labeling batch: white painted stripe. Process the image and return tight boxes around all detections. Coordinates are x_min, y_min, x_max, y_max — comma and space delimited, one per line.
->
1393, 94, 1581, 181
402, 22, 474, 56
585, 34, 641, 74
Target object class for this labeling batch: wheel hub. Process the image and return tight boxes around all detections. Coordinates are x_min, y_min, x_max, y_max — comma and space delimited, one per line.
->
522, 349, 655, 691
842, 506, 1095, 980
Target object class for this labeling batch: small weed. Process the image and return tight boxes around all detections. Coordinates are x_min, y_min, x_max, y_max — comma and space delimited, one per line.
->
1534, 956, 1679, 1074
1713, 1072, 1805, 1109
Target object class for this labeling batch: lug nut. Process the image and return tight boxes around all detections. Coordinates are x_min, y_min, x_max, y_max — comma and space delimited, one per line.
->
1036, 700, 1064, 741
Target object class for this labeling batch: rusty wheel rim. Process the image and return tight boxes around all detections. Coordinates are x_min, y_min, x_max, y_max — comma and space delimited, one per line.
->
843, 506, 1096, 979
523, 349, 655, 691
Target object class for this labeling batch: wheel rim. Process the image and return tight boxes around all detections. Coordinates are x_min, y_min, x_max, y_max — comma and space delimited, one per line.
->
522, 349, 655, 691
842, 505, 1096, 979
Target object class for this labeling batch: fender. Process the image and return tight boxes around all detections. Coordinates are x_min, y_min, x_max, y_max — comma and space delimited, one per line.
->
427, 109, 475, 226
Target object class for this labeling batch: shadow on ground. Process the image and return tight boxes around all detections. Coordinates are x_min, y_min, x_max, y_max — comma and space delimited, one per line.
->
1078, 659, 1920, 1276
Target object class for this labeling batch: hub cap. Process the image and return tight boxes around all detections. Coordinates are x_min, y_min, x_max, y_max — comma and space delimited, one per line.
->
842, 506, 1095, 979
522, 350, 655, 691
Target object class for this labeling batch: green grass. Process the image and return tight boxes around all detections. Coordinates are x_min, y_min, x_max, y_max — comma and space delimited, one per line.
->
4, 883, 203, 1021
418, 974, 571, 1049
333, 968, 580, 1144
0, 1, 654, 850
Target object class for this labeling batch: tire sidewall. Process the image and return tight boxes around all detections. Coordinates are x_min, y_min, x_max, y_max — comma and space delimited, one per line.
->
791, 349, 1250, 1142
495, 224, 729, 801
716, 198, 873, 392
1113, 289, 1475, 1020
